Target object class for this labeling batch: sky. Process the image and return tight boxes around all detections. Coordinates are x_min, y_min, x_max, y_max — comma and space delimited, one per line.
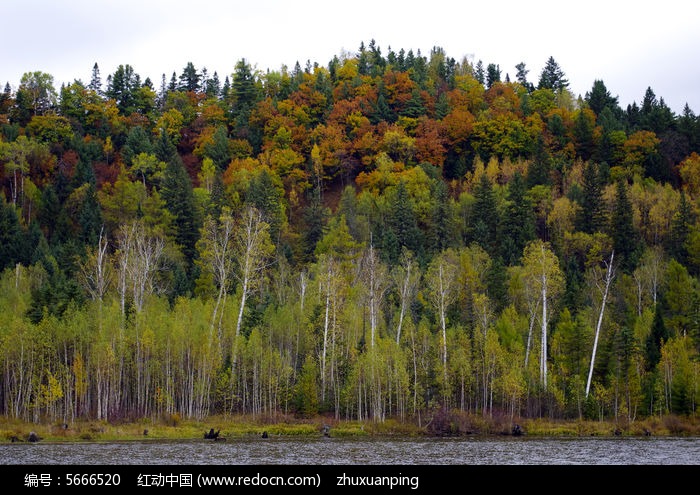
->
2, 0, 699, 115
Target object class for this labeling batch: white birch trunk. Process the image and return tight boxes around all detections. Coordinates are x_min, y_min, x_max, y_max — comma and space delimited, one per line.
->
586, 251, 615, 398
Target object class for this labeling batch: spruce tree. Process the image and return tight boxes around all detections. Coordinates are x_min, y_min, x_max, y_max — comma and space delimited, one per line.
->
669, 189, 693, 265
388, 180, 423, 263
576, 161, 606, 234
470, 174, 500, 254
501, 171, 535, 265
162, 153, 199, 273
537, 56, 569, 91
609, 178, 639, 272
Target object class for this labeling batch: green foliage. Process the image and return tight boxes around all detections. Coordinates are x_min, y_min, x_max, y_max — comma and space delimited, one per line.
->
1, 42, 699, 425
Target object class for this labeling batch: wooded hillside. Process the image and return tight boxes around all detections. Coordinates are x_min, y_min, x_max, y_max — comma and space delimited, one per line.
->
1, 41, 699, 424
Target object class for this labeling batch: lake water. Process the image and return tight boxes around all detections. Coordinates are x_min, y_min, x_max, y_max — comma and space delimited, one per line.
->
3, 435, 699, 465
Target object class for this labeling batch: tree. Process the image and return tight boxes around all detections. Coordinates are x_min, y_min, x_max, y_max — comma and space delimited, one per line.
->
470, 174, 500, 254
162, 153, 199, 273
537, 56, 569, 92
121, 126, 154, 166
386, 180, 423, 263
609, 178, 639, 272
585, 79, 619, 117
231, 59, 259, 138
196, 207, 236, 339
89, 63, 103, 95
233, 206, 274, 340
668, 190, 693, 265
16, 71, 57, 120
486, 63, 501, 88
522, 240, 564, 388
178, 62, 201, 92
501, 171, 535, 265
106, 64, 140, 115
426, 248, 459, 399
515, 62, 534, 92
360, 240, 389, 348
205, 126, 232, 171
645, 299, 669, 371
391, 247, 420, 343
585, 250, 615, 398
575, 161, 605, 234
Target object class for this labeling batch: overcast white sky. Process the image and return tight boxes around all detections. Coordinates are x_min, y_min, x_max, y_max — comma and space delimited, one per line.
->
2, 0, 699, 114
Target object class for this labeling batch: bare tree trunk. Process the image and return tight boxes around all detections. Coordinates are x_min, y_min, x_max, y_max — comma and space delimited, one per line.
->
586, 251, 615, 398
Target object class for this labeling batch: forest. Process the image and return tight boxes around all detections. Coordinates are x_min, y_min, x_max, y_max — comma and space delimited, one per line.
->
1, 41, 699, 428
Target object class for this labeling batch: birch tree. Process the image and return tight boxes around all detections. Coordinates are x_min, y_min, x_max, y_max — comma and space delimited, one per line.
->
197, 207, 236, 339
586, 250, 616, 398
426, 248, 459, 397
391, 248, 420, 344
360, 240, 388, 348
77, 226, 112, 303
522, 240, 563, 389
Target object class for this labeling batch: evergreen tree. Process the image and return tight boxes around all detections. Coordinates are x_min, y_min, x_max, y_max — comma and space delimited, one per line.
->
205, 125, 232, 170
609, 178, 639, 272
178, 62, 201, 92
470, 174, 500, 254
486, 63, 501, 88
162, 153, 199, 274
575, 161, 606, 233
89, 62, 102, 95
573, 110, 595, 161
585, 79, 619, 117
387, 180, 423, 263
168, 72, 177, 92
400, 87, 426, 118
106, 64, 138, 114
645, 300, 669, 371
122, 126, 154, 166
0, 196, 24, 271
301, 185, 328, 262
515, 62, 534, 92
526, 136, 552, 187
428, 178, 452, 256
677, 104, 699, 153
373, 82, 395, 123
78, 183, 103, 246
245, 169, 284, 244
537, 56, 569, 91
474, 60, 485, 85
154, 129, 177, 162
486, 255, 508, 312
668, 189, 693, 265
435, 91, 450, 119
500, 171, 535, 265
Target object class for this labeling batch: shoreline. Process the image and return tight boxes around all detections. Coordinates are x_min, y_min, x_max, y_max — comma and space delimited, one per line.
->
3, 413, 699, 443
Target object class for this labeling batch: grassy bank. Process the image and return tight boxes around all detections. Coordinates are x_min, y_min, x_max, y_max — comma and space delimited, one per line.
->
2, 413, 699, 443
